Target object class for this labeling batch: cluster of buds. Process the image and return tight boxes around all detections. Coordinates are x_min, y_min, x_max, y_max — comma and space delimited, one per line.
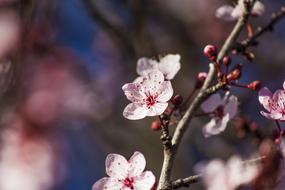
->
203, 44, 262, 91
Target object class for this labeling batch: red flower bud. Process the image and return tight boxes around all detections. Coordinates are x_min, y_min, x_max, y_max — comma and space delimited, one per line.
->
222, 56, 231, 67
195, 72, 207, 88
247, 81, 261, 91
151, 120, 162, 131
203, 45, 217, 61
171, 95, 183, 106
226, 69, 241, 81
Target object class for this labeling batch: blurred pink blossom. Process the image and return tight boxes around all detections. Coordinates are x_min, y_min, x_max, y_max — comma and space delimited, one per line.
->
0, 11, 20, 58
92, 152, 156, 190
201, 93, 238, 137
0, 127, 58, 190
216, 0, 264, 21
198, 156, 259, 190
122, 70, 173, 120
136, 54, 181, 80
258, 81, 285, 121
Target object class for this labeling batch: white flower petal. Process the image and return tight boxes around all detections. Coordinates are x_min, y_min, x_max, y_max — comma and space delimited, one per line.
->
105, 154, 129, 179
158, 54, 181, 80
201, 94, 223, 113
224, 95, 238, 119
260, 111, 282, 120
252, 1, 265, 16
92, 177, 124, 190
123, 103, 148, 120
122, 83, 146, 103
203, 114, 230, 137
128, 152, 146, 176
141, 70, 165, 95
258, 87, 273, 112
215, 5, 236, 21
133, 171, 156, 190
231, 4, 243, 20
147, 102, 168, 116
283, 80, 285, 90
136, 57, 158, 76
156, 81, 173, 102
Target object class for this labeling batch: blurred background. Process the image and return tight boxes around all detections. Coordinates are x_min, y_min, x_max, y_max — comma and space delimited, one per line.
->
0, 0, 284, 189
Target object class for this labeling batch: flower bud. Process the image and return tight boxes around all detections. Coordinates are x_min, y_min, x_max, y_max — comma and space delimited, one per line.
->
171, 95, 183, 106
203, 45, 217, 61
247, 81, 261, 91
195, 72, 207, 88
226, 69, 241, 81
151, 120, 162, 131
222, 56, 231, 67
243, 51, 255, 61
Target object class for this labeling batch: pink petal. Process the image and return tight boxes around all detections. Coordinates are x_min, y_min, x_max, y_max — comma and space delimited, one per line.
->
252, 1, 265, 16
136, 57, 158, 76
156, 81, 173, 102
123, 103, 148, 120
200, 159, 225, 185
147, 102, 168, 116
283, 80, 285, 90
92, 177, 124, 190
215, 5, 236, 21
231, 3, 243, 19
258, 87, 273, 112
203, 114, 230, 137
122, 83, 146, 103
260, 111, 282, 120
133, 171, 156, 190
105, 154, 129, 179
224, 95, 238, 119
272, 89, 283, 101
158, 54, 181, 80
141, 70, 165, 95
201, 94, 223, 113
128, 152, 146, 176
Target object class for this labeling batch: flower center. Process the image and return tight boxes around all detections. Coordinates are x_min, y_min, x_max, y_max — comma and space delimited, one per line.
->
215, 105, 224, 119
123, 177, 134, 189
146, 95, 157, 108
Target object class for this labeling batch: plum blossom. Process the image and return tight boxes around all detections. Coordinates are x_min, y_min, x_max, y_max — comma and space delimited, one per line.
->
201, 93, 238, 137
0, 127, 58, 190
258, 81, 285, 121
122, 70, 173, 120
92, 152, 155, 190
198, 156, 259, 190
216, 0, 265, 22
136, 54, 181, 80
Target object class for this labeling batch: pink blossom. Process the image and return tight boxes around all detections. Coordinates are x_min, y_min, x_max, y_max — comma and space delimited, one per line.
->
136, 54, 181, 80
216, 0, 264, 22
198, 156, 259, 190
122, 70, 173, 120
92, 152, 155, 190
201, 93, 238, 137
258, 82, 285, 121
0, 127, 59, 190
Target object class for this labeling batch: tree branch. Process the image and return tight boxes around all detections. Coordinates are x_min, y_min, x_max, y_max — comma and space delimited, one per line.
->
236, 5, 285, 52
157, 1, 254, 189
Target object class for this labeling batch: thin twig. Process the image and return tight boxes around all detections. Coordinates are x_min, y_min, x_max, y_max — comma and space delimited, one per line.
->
236, 5, 285, 52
